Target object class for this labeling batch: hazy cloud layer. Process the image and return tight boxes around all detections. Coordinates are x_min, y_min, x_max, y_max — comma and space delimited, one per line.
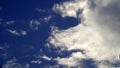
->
48, 0, 120, 67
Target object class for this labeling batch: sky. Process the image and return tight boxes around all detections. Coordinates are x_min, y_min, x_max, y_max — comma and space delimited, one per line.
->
0, 0, 120, 68
0, 0, 59, 19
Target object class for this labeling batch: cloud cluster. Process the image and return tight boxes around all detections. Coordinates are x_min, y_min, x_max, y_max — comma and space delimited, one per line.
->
48, 0, 120, 67
3, 58, 29, 68
53, 0, 86, 18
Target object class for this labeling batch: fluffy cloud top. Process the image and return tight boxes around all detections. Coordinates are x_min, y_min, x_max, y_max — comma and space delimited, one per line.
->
48, 0, 120, 67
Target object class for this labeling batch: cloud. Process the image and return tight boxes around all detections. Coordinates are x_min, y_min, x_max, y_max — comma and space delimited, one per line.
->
0, 43, 9, 59
38, 15, 52, 23
53, 0, 86, 18
29, 19, 40, 30
21, 30, 27, 36
7, 29, 20, 36
31, 59, 42, 64
42, 55, 52, 61
7, 29, 27, 36
6, 20, 15, 25
35, 8, 46, 13
0, 46, 8, 59
31, 55, 51, 64
0, 46, 4, 50
3, 58, 29, 68
47, 0, 120, 67
42, 15, 52, 22
54, 52, 86, 67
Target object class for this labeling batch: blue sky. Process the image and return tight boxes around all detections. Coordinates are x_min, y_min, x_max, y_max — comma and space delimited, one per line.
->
0, 0, 81, 68
0, 0, 61, 19
0, 0, 58, 66
1, 0, 120, 68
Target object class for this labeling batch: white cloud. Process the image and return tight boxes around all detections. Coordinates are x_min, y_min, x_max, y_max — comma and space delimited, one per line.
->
33, 54, 52, 61
3, 58, 29, 68
48, 0, 120, 67
0, 43, 9, 59
0, 46, 8, 59
42, 55, 52, 61
43, 15, 52, 22
38, 15, 52, 23
53, 0, 87, 18
7, 29, 27, 36
21, 30, 27, 36
6, 20, 15, 25
7, 29, 20, 36
31, 59, 42, 64
97, 62, 116, 68
29, 19, 40, 30
54, 52, 86, 67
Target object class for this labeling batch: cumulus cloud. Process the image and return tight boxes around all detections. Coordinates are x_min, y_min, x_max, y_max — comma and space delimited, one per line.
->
53, 0, 86, 18
48, 0, 120, 67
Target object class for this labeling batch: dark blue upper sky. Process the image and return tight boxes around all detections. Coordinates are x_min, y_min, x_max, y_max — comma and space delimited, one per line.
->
0, 0, 62, 20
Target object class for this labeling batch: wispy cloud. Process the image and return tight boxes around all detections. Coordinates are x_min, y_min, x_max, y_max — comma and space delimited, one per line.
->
7, 29, 27, 36
42, 15, 52, 22
29, 19, 40, 30
31, 59, 42, 64
42, 55, 52, 61
7, 29, 20, 36
3, 58, 29, 68
6, 20, 15, 25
